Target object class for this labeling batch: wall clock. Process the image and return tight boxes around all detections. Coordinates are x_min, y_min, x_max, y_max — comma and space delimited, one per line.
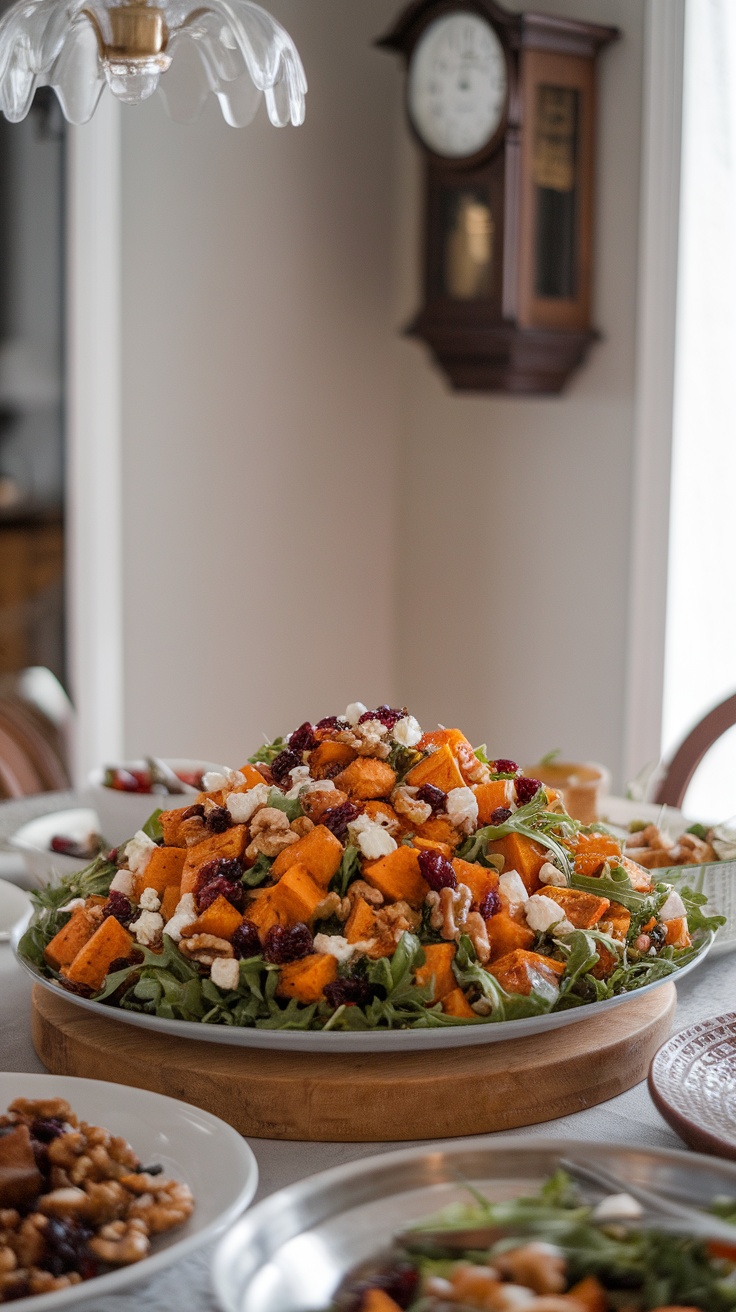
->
378, 0, 618, 393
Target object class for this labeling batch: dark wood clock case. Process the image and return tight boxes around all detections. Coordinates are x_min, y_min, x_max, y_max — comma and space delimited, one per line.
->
378, 0, 618, 393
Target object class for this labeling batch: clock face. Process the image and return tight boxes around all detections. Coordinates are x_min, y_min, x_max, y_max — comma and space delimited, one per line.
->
407, 11, 508, 159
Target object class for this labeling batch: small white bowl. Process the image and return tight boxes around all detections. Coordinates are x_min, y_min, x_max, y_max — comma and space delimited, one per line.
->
9, 808, 104, 886
84, 758, 226, 845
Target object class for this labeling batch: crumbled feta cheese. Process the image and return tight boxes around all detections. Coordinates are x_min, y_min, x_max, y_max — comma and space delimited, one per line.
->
393, 715, 422, 748
498, 870, 528, 910
593, 1193, 644, 1222
524, 894, 568, 933
658, 889, 687, 921
163, 893, 197, 942
139, 886, 161, 912
285, 765, 312, 799
210, 957, 240, 991
301, 779, 336, 796
312, 934, 357, 964
203, 768, 246, 792
494, 1287, 537, 1309
130, 909, 163, 946
445, 786, 479, 834
59, 897, 85, 913
348, 813, 398, 859
125, 830, 157, 876
109, 869, 134, 896
344, 702, 368, 726
539, 861, 567, 888
226, 783, 269, 824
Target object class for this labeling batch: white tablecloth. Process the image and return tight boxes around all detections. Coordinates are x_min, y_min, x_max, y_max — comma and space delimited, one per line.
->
1, 792, 734, 1311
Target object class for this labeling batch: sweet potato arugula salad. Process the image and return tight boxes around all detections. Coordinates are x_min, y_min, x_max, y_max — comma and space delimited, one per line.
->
19, 705, 724, 1032
329, 1170, 736, 1310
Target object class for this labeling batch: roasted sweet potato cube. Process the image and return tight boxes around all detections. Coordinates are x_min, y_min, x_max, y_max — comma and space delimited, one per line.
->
412, 836, 454, 859
573, 831, 622, 876
271, 824, 343, 887
160, 806, 197, 847
567, 1277, 607, 1312
621, 855, 654, 892
136, 846, 186, 899
275, 953, 338, 1003
245, 889, 286, 939
301, 788, 349, 822
541, 886, 610, 929
232, 764, 271, 790
181, 826, 247, 894
598, 900, 631, 940
442, 987, 476, 1019
486, 833, 546, 894
309, 741, 357, 778
160, 883, 181, 922
44, 907, 100, 971
417, 728, 471, 755
415, 943, 456, 1002
276, 863, 326, 924
363, 845, 428, 907
474, 780, 514, 824
487, 911, 535, 962
362, 800, 402, 830
590, 942, 619, 980
406, 743, 465, 794
181, 894, 243, 942
360, 1291, 403, 1312
344, 897, 377, 943
414, 816, 461, 849
489, 948, 565, 996
335, 758, 397, 800
63, 916, 134, 991
452, 858, 499, 907
665, 916, 691, 948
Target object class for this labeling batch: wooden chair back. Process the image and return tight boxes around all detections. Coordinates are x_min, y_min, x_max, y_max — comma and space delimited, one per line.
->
0, 668, 73, 799
653, 691, 736, 809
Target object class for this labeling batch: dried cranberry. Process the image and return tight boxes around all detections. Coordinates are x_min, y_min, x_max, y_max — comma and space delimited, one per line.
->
42, 1217, 97, 1278
104, 891, 135, 927
232, 921, 261, 959
197, 876, 245, 912
107, 957, 133, 974
478, 889, 501, 919
649, 923, 667, 950
515, 777, 542, 806
205, 805, 232, 833
197, 856, 244, 888
492, 758, 518, 774
30, 1118, 65, 1143
316, 715, 347, 732
264, 923, 313, 964
180, 803, 205, 821
322, 800, 360, 842
417, 848, 457, 891
415, 783, 447, 814
289, 721, 317, 753
324, 977, 380, 1008
106, 848, 118, 863
358, 705, 404, 729
490, 806, 512, 825
270, 747, 302, 784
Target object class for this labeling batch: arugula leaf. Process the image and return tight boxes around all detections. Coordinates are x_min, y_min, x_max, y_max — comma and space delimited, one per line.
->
473, 744, 491, 765
458, 791, 575, 875
452, 935, 556, 1021
570, 865, 662, 917
668, 880, 727, 935
241, 853, 274, 888
266, 787, 303, 821
248, 737, 287, 765
334, 843, 361, 897
387, 742, 425, 780
142, 809, 164, 842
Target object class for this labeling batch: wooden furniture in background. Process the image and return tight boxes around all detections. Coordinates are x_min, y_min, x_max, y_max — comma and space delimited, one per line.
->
32, 981, 675, 1142
0, 505, 64, 678
0, 666, 72, 799
654, 692, 736, 809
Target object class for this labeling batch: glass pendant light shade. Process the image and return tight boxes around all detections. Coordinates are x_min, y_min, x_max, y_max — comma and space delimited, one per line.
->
0, 0, 306, 126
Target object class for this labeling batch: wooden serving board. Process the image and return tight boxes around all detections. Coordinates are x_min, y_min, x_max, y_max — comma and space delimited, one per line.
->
31, 982, 675, 1142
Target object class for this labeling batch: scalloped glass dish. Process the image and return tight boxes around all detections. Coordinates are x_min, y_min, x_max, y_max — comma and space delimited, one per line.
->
13, 917, 713, 1052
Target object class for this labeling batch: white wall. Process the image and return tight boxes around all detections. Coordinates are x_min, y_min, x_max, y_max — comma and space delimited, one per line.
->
119, 0, 403, 763
113, 0, 647, 783
393, 0, 645, 783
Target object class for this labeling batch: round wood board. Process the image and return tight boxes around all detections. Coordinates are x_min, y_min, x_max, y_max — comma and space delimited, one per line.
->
31, 982, 676, 1142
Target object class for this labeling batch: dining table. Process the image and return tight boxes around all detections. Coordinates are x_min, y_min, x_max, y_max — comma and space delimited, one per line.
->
1, 789, 734, 1312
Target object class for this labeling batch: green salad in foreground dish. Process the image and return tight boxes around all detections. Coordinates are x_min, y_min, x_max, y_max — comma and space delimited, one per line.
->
17, 704, 725, 1032
328, 1170, 736, 1310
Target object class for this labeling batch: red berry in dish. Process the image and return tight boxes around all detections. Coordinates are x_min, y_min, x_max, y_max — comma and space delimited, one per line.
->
492, 759, 518, 775
414, 783, 447, 814
204, 806, 231, 833
315, 715, 346, 732
490, 806, 512, 825
417, 849, 457, 891
263, 923, 313, 964
270, 747, 302, 784
288, 721, 317, 753
197, 876, 245, 912
478, 889, 501, 919
323, 977, 380, 1008
515, 777, 542, 806
321, 800, 360, 841
359, 705, 404, 729
103, 892, 135, 927
231, 921, 261, 959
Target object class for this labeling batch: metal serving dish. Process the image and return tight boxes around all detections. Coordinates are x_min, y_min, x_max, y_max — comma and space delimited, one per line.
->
213, 1136, 736, 1312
